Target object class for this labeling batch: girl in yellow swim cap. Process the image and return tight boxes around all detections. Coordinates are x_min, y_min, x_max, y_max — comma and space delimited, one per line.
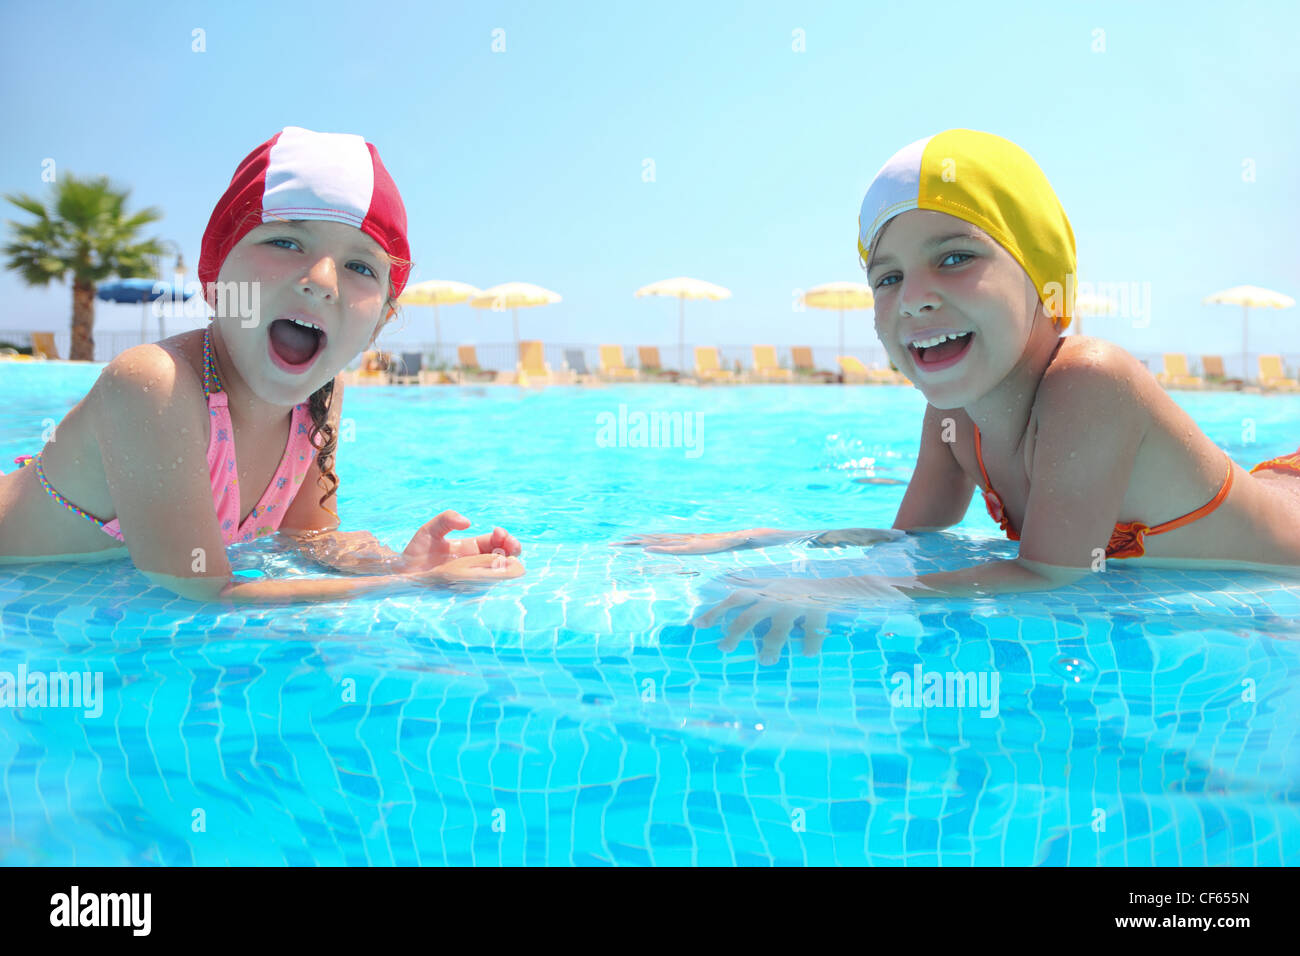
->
623, 129, 1300, 665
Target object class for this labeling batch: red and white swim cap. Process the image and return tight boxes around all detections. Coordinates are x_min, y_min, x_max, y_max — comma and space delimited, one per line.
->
198, 126, 411, 298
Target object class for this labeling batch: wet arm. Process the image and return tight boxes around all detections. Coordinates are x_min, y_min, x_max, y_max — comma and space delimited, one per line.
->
883, 357, 1145, 598
881, 558, 1089, 598
282, 528, 412, 575
270, 375, 412, 575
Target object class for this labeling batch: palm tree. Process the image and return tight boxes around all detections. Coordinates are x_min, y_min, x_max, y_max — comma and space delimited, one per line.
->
4, 173, 165, 360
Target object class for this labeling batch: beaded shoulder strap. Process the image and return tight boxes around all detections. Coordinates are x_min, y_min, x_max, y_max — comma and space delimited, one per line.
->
203, 326, 224, 398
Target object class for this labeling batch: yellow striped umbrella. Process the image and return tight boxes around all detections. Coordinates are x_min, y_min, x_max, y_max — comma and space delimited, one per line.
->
399, 279, 481, 358
800, 282, 874, 357
634, 276, 731, 372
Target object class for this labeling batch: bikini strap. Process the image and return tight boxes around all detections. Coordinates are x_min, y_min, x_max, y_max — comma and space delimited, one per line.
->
971, 423, 995, 489
1146, 455, 1235, 535
203, 325, 223, 399
24, 453, 113, 531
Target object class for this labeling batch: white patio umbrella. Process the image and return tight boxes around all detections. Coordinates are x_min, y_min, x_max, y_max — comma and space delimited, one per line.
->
468, 282, 562, 364
634, 276, 731, 373
399, 279, 480, 362
1202, 285, 1295, 380
800, 282, 874, 358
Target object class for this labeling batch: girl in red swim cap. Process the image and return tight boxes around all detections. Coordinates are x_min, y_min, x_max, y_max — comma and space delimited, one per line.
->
0, 127, 524, 602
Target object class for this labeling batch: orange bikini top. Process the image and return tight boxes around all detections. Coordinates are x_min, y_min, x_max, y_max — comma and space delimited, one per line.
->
972, 423, 1234, 559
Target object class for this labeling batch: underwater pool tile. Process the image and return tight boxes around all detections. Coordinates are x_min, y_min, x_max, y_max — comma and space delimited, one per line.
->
4, 388, 1300, 867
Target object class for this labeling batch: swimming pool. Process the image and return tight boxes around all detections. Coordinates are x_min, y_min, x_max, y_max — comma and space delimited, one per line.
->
2, 364, 1298, 865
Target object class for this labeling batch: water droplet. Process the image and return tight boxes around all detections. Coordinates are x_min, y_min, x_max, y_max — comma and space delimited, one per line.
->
1052, 656, 1096, 683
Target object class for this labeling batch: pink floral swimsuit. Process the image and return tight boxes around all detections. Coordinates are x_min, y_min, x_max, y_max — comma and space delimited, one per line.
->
13, 326, 318, 545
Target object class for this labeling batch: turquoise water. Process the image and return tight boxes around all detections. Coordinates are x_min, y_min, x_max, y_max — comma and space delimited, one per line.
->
2, 363, 1299, 865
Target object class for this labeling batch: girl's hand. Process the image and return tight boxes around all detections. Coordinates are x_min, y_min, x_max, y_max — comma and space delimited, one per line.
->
405, 552, 525, 585
614, 529, 773, 554
402, 511, 522, 570
692, 573, 909, 664
453, 524, 522, 560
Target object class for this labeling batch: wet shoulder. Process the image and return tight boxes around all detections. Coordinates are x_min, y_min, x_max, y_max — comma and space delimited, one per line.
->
90, 334, 209, 435
1038, 336, 1151, 416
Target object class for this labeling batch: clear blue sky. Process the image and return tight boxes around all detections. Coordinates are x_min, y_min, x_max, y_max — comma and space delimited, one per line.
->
2, 0, 1297, 363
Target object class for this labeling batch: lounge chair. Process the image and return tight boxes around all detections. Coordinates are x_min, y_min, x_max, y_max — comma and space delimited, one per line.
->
752, 345, 793, 382
1259, 354, 1300, 391
694, 346, 736, 383
31, 332, 59, 360
349, 349, 391, 385
837, 356, 869, 384
1201, 355, 1243, 388
792, 346, 836, 383
389, 351, 423, 385
1156, 353, 1204, 389
865, 364, 910, 385
564, 348, 596, 384
838, 356, 909, 385
456, 344, 496, 383
517, 339, 560, 385
636, 346, 680, 382
599, 344, 639, 381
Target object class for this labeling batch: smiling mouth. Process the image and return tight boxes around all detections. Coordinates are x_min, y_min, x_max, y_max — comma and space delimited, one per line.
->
268, 317, 328, 370
908, 331, 974, 368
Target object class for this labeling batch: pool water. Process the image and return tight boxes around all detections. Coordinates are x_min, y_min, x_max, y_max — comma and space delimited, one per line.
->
2, 364, 1299, 865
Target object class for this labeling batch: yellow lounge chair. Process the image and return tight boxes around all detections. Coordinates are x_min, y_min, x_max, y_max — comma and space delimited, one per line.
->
694, 346, 736, 382
456, 344, 496, 383
31, 332, 59, 360
599, 344, 639, 381
865, 366, 910, 384
837, 356, 869, 384
1201, 355, 1243, 388
1259, 354, 1300, 391
636, 345, 680, 382
516, 339, 557, 385
1156, 353, 1203, 389
792, 346, 836, 383
752, 345, 793, 382
838, 356, 910, 385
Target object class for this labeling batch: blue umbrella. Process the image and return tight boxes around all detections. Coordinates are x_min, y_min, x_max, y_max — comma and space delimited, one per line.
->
96, 278, 198, 341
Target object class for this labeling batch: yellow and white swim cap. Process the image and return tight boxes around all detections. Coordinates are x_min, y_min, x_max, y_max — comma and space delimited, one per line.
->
857, 129, 1077, 329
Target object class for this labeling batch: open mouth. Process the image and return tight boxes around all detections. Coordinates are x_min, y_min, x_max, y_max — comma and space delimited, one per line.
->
908, 331, 974, 371
267, 317, 328, 373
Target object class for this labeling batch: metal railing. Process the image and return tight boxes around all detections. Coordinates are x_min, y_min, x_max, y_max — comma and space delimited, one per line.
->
353, 342, 899, 375
2, 330, 1296, 383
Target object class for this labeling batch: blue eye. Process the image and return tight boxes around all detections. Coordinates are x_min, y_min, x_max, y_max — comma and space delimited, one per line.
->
874, 252, 972, 289
268, 238, 377, 278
